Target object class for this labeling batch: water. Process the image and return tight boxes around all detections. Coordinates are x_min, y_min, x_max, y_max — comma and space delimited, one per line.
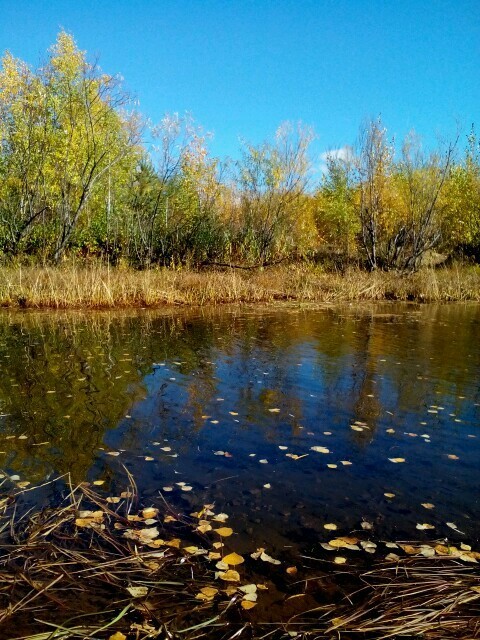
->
0, 303, 479, 554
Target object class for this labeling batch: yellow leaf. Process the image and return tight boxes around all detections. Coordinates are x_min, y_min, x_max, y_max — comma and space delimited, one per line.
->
142, 507, 158, 519
311, 446, 330, 454
200, 586, 218, 597
241, 600, 257, 609
126, 586, 148, 598
108, 633, 127, 640
388, 458, 405, 463
334, 556, 347, 564
222, 552, 244, 566
215, 527, 233, 537
286, 566, 297, 575
197, 523, 213, 534
324, 523, 337, 531
421, 503, 435, 509
218, 569, 240, 581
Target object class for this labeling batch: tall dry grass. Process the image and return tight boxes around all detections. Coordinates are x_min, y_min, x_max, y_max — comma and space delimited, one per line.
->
0, 262, 478, 308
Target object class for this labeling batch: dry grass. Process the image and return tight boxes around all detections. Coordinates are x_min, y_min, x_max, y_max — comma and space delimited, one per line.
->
1, 475, 479, 639
0, 262, 478, 308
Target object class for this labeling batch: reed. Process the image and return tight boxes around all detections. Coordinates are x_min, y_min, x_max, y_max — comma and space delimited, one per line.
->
0, 262, 479, 309
1, 475, 479, 639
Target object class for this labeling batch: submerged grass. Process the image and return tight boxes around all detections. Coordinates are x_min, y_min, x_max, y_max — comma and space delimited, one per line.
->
0, 474, 479, 639
0, 262, 479, 308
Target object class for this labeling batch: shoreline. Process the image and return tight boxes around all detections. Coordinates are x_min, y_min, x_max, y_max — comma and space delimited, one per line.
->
0, 263, 479, 309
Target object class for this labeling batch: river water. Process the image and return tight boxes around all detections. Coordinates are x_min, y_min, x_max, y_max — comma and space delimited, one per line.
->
0, 303, 479, 553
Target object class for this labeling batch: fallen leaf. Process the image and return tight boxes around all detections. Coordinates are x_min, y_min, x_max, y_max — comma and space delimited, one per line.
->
286, 566, 298, 575
327, 464, 337, 469
421, 503, 435, 509
334, 556, 347, 564
239, 584, 257, 594
213, 513, 229, 522
416, 523, 435, 530
200, 586, 218, 597
324, 523, 338, 531
388, 458, 405, 463
108, 633, 127, 640
222, 552, 244, 566
260, 551, 281, 565
126, 586, 148, 598
311, 446, 330, 454
215, 527, 233, 537
142, 507, 159, 519
241, 600, 257, 609
384, 493, 395, 498
218, 570, 240, 582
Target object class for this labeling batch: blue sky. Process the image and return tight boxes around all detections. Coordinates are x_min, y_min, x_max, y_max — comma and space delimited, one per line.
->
1, 0, 479, 161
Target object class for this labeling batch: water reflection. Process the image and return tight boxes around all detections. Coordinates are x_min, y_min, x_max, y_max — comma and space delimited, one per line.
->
0, 304, 479, 550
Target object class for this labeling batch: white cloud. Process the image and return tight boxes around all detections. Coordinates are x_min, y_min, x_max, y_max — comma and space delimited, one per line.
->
317, 146, 354, 175
320, 146, 354, 164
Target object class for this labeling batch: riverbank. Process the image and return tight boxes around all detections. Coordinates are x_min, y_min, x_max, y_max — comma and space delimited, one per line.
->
0, 263, 479, 309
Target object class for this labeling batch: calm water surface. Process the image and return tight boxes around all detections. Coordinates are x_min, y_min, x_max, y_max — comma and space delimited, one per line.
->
0, 303, 479, 553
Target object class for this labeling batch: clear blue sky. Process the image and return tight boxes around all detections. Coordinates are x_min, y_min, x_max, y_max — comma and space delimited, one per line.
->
1, 0, 479, 160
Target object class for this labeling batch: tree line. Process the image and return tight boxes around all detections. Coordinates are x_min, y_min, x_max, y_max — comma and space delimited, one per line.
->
1, 32, 479, 271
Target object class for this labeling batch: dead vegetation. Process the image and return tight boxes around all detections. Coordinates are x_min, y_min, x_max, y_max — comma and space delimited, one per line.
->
0, 262, 479, 309
0, 473, 479, 639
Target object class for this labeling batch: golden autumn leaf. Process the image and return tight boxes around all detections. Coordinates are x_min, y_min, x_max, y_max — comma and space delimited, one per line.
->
222, 552, 244, 566
218, 569, 240, 582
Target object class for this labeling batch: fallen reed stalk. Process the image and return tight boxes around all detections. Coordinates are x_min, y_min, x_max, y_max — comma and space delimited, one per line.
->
0, 262, 479, 308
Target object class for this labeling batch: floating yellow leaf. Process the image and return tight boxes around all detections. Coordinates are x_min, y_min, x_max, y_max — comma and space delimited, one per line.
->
340, 460, 352, 466
218, 569, 240, 581
93, 480, 105, 486
200, 586, 218, 597
215, 527, 233, 537
286, 566, 298, 575
108, 633, 127, 640
197, 523, 213, 534
334, 556, 347, 564
447, 454, 460, 460
222, 552, 244, 566
213, 513, 229, 522
388, 458, 405, 463
268, 408, 280, 413
384, 493, 395, 498
142, 507, 159, 519
165, 538, 181, 548
241, 600, 257, 609
421, 503, 435, 509
324, 523, 337, 531
311, 446, 330, 454
416, 523, 435, 530
239, 584, 257, 594
327, 464, 337, 469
